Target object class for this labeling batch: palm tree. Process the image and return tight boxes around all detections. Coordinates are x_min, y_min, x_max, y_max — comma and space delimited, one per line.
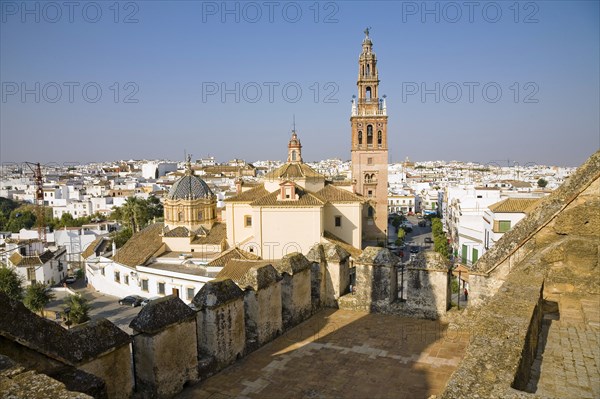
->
0, 266, 23, 301
121, 196, 139, 233
64, 294, 90, 325
23, 282, 54, 317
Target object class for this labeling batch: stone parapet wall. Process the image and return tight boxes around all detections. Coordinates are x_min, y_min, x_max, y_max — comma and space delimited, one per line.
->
441, 268, 545, 398
1, 245, 410, 398
0, 293, 130, 398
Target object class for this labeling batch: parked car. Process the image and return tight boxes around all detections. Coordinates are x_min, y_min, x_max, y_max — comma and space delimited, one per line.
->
424, 237, 434, 243
118, 295, 145, 307
141, 296, 161, 306
65, 276, 77, 284
418, 220, 426, 227
410, 246, 419, 254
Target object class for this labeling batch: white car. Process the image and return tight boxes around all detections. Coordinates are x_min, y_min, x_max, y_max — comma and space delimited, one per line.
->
141, 296, 161, 306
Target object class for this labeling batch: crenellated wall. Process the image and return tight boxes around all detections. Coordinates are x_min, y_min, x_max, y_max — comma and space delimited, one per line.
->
1, 245, 401, 398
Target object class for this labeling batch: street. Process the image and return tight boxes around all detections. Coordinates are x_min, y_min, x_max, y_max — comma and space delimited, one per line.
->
46, 280, 142, 334
388, 214, 434, 262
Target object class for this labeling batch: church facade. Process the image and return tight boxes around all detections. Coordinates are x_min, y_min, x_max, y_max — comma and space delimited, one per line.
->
225, 131, 364, 259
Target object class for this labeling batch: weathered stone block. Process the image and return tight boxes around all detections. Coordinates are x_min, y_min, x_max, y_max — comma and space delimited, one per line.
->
238, 264, 282, 352
130, 295, 198, 398
274, 253, 312, 329
193, 279, 245, 371
353, 247, 398, 311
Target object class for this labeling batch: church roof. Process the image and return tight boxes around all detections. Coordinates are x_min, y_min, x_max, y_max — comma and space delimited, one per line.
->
262, 163, 323, 180
250, 186, 325, 207
167, 174, 214, 200
190, 223, 227, 245
316, 184, 364, 203
113, 223, 165, 267
163, 226, 191, 237
224, 185, 270, 202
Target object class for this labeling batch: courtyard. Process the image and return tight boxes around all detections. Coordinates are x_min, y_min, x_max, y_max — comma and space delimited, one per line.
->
178, 309, 469, 399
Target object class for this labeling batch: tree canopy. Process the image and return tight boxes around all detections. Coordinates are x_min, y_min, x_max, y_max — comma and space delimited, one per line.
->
64, 294, 90, 325
23, 282, 54, 316
111, 196, 163, 233
0, 267, 23, 301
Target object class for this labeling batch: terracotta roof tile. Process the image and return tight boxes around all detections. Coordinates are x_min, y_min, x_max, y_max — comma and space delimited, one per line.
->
488, 198, 541, 214
9, 249, 56, 267
316, 184, 363, 203
250, 186, 324, 207
216, 259, 272, 282
82, 236, 104, 259
224, 185, 269, 202
191, 223, 226, 245
113, 223, 165, 267
263, 163, 323, 180
207, 247, 261, 267
163, 226, 190, 237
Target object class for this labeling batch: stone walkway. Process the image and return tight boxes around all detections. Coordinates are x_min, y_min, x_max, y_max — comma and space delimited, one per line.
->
527, 294, 600, 398
178, 309, 469, 399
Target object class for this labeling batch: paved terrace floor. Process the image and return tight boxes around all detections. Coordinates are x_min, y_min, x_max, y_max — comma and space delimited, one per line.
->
178, 309, 469, 399
527, 293, 600, 398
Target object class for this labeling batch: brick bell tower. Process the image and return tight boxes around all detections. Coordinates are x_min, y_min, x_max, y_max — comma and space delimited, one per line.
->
351, 28, 389, 241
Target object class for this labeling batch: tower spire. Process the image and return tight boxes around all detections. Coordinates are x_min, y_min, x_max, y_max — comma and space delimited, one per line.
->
287, 122, 302, 164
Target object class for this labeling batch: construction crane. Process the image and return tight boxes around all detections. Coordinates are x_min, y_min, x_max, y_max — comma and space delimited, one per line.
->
24, 162, 46, 244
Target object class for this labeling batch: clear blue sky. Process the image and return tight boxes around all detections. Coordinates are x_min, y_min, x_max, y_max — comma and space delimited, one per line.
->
1, 1, 598, 167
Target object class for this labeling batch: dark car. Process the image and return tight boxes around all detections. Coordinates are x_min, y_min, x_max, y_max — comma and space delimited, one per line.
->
65, 276, 77, 284
424, 237, 434, 244
418, 220, 426, 227
118, 295, 145, 307
410, 246, 419, 254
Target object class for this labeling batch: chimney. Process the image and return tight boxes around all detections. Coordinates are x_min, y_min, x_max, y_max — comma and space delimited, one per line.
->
235, 177, 243, 195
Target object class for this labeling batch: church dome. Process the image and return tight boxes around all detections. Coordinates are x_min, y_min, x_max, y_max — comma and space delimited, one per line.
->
168, 174, 214, 200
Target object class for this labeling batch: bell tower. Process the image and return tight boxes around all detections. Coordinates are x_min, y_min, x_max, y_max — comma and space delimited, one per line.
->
351, 28, 389, 241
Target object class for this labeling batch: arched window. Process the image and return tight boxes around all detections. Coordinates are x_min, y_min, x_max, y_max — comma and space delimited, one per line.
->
177, 212, 183, 221
366, 86, 372, 100
378, 131, 382, 145
366, 65, 370, 77
368, 206, 374, 218
291, 150, 296, 161
358, 131, 363, 145
198, 211, 203, 220
367, 125, 373, 145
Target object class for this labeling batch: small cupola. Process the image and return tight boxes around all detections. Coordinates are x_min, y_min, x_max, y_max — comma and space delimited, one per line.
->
287, 131, 302, 164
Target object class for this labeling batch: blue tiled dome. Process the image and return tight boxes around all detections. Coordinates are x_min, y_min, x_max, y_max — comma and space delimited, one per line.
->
167, 174, 214, 200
